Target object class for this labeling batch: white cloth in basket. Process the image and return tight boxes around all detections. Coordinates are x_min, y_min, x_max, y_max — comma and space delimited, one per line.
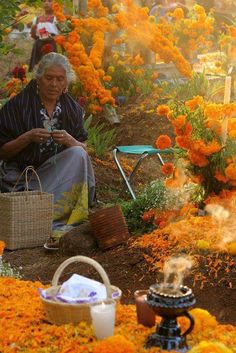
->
40, 274, 119, 304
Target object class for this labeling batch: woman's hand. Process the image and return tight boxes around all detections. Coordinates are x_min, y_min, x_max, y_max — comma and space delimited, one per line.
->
51, 130, 86, 149
25, 128, 51, 144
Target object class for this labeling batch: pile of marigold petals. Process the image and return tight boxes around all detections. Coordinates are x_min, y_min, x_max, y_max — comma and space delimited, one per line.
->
0, 277, 235, 352
131, 213, 236, 288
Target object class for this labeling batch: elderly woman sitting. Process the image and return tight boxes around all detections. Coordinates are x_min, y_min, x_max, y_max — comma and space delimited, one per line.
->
0, 53, 95, 229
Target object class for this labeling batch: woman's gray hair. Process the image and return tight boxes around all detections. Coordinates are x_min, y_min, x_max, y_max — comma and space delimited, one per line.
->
35, 53, 76, 83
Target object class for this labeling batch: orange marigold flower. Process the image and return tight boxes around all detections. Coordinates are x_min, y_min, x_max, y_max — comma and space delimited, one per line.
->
188, 151, 209, 167
172, 115, 186, 129
200, 140, 222, 156
161, 162, 174, 176
225, 163, 236, 180
190, 174, 204, 184
157, 105, 170, 116
132, 54, 144, 66
92, 335, 136, 353
155, 135, 172, 149
214, 170, 228, 183
175, 136, 191, 149
175, 123, 192, 137
103, 75, 112, 82
159, 220, 167, 229
142, 210, 155, 222
9, 92, 17, 99
179, 203, 198, 217
185, 96, 204, 111
111, 86, 119, 95
0, 241, 5, 255
54, 35, 65, 46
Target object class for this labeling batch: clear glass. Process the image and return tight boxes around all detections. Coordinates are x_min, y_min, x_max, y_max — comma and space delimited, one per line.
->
90, 299, 116, 339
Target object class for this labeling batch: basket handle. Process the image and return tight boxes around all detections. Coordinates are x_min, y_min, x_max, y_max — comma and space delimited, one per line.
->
12, 165, 43, 193
51, 256, 113, 299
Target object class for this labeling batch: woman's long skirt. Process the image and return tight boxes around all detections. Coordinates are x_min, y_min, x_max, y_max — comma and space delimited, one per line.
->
0, 147, 95, 227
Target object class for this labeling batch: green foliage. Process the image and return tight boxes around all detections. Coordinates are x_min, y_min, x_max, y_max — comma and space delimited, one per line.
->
156, 72, 224, 102
119, 180, 167, 234
84, 115, 116, 158
0, 0, 44, 55
0, 259, 22, 279
109, 65, 136, 97
0, 1, 21, 43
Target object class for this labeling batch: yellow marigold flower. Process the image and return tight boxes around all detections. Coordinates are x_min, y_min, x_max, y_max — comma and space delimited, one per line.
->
172, 7, 184, 21
196, 240, 210, 250
188, 340, 233, 353
149, 15, 156, 22
107, 66, 115, 74
228, 130, 236, 138
191, 308, 218, 329
111, 4, 119, 13
193, 4, 205, 15
226, 242, 236, 256
117, 60, 125, 66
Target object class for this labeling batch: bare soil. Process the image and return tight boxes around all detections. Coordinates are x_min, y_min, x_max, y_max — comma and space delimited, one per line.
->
3, 97, 236, 326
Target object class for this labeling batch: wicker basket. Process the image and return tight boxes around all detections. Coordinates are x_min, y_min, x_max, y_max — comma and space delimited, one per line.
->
89, 205, 129, 249
41, 256, 122, 325
0, 166, 53, 250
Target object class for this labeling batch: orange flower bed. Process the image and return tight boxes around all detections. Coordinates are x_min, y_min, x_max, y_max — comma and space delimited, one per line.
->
0, 277, 235, 352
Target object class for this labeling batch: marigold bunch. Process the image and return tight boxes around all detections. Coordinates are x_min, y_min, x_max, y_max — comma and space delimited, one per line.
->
167, 5, 215, 59
156, 99, 236, 197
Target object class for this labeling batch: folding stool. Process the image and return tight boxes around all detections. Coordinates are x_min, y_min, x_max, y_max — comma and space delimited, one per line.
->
112, 145, 172, 199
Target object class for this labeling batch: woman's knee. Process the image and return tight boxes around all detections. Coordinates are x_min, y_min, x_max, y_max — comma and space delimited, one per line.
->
67, 146, 87, 157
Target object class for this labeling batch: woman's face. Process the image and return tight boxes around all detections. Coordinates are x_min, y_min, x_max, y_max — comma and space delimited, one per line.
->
43, 0, 53, 12
37, 65, 68, 102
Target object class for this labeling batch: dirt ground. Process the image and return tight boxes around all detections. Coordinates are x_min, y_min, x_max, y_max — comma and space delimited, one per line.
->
3, 97, 236, 326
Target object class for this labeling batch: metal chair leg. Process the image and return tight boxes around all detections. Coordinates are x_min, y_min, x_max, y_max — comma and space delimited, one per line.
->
112, 148, 167, 200
112, 148, 137, 199
157, 153, 165, 166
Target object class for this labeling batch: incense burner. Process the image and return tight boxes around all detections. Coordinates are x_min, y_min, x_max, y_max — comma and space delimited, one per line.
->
145, 283, 196, 352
